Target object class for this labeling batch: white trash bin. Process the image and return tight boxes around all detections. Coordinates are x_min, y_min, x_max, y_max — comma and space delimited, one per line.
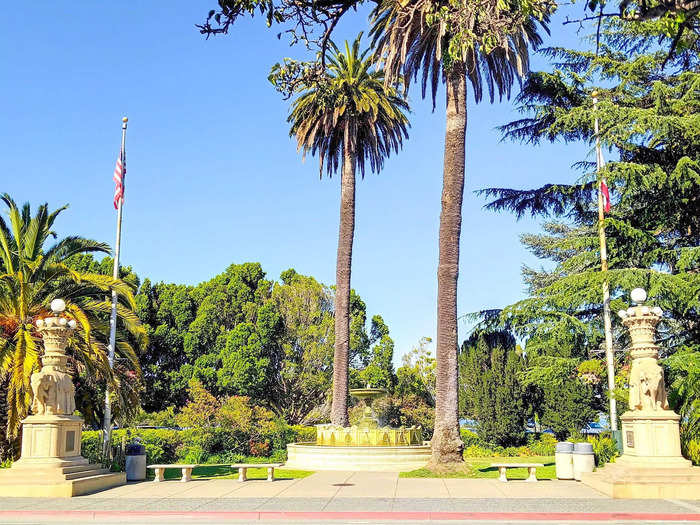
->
572, 442, 595, 481
555, 441, 574, 480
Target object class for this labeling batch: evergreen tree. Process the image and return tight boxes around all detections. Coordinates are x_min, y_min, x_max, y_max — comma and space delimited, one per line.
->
476, 21, 699, 432
459, 331, 528, 446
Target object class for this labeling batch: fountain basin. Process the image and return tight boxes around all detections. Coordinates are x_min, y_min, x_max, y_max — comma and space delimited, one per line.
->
285, 442, 431, 471
315, 424, 423, 446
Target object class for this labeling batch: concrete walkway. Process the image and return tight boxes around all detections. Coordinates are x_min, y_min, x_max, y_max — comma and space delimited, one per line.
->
1, 471, 699, 522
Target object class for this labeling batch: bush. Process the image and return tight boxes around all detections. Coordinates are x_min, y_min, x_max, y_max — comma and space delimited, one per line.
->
517, 445, 536, 457
684, 439, 700, 465
464, 445, 495, 457
82, 420, 315, 468
460, 428, 482, 448
589, 435, 619, 467
529, 434, 557, 456
288, 424, 316, 443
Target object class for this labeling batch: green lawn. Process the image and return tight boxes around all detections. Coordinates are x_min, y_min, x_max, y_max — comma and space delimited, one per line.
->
150, 464, 313, 481
400, 456, 556, 479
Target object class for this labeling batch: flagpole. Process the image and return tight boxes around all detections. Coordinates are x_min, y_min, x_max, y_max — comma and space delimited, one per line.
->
592, 92, 618, 432
102, 116, 128, 461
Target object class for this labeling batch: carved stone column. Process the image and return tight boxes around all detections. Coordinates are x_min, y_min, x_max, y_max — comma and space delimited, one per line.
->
581, 289, 699, 499
0, 299, 125, 497
616, 288, 689, 466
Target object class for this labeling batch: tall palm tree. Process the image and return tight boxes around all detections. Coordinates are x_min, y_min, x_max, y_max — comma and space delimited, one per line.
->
0, 194, 146, 436
288, 35, 410, 425
372, 0, 550, 463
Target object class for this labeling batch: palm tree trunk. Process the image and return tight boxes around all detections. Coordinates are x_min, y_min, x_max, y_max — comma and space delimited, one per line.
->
330, 141, 356, 426
431, 63, 467, 464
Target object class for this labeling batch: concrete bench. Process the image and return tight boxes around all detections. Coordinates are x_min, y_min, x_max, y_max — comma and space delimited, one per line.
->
147, 464, 198, 482
491, 463, 544, 483
231, 463, 283, 482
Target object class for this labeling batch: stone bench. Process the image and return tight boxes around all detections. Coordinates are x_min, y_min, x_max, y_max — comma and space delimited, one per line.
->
231, 463, 283, 482
147, 464, 198, 482
491, 463, 544, 483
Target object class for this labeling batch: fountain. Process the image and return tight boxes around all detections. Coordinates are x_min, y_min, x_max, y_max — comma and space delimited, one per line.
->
285, 386, 431, 471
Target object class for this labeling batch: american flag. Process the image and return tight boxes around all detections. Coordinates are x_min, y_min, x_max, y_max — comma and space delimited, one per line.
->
113, 148, 125, 209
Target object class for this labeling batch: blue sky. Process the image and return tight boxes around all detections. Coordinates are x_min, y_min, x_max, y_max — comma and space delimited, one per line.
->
1, 1, 594, 362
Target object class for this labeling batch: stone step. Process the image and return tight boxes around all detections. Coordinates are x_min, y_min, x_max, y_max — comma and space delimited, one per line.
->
61, 463, 103, 475
69, 472, 126, 496
64, 467, 110, 480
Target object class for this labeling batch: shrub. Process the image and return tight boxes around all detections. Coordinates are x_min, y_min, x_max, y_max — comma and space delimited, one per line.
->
684, 439, 700, 465
131, 407, 178, 428
529, 434, 557, 456
589, 435, 619, 466
249, 440, 270, 457
464, 445, 495, 457
288, 424, 316, 443
517, 445, 536, 457
270, 449, 287, 462
460, 428, 482, 448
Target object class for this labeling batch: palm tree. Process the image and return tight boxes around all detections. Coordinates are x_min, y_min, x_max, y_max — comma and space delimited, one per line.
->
0, 194, 146, 436
288, 35, 410, 426
371, 0, 550, 463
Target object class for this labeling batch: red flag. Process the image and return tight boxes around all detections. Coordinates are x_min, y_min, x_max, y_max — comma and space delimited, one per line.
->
601, 178, 611, 213
113, 148, 125, 209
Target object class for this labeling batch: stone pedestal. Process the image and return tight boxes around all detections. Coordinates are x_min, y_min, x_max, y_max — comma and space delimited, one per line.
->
620, 410, 689, 464
0, 302, 125, 497
581, 289, 699, 499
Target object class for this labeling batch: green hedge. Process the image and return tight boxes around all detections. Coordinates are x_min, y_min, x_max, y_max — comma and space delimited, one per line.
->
82, 424, 316, 467
461, 429, 557, 458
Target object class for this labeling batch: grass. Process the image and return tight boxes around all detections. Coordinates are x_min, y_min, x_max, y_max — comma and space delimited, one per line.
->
150, 464, 314, 481
400, 455, 556, 479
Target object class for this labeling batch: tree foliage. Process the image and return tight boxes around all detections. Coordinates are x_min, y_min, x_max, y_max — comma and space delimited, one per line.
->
476, 21, 699, 435
134, 263, 392, 425
0, 195, 146, 436
459, 331, 529, 446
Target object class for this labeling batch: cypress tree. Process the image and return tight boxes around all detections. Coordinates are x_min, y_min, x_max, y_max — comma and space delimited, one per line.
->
460, 331, 528, 446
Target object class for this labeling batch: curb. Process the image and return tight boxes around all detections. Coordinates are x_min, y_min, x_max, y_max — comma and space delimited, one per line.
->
1, 510, 700, 522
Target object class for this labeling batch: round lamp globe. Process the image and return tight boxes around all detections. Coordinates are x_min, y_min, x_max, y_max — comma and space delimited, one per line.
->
50, 299, 66, 313
630, 288, 647, 304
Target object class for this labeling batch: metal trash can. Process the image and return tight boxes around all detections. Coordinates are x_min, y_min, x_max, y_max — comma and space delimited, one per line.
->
572, 442, 595, 481
125, 442, 146, 481
555, 441, 574, 480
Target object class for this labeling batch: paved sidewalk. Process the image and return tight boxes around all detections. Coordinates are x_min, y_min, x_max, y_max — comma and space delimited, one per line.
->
1, 471, 699, 522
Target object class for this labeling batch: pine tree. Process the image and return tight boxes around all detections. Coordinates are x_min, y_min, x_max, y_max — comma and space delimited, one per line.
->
476, 21, 700, 432
459, 331, 528, 446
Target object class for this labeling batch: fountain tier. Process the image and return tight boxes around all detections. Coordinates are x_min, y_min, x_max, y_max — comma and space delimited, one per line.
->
284, 387, 431, 471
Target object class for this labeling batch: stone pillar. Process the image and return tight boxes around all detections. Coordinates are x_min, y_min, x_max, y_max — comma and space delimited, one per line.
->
16, 301, 82, 465
616, 288, 690, 467
0, 299, 125, 497
580, 288, 699, 499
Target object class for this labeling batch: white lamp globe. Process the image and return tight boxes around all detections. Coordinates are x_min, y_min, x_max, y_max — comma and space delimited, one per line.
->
50, 298, 66, 313
630, 288, 647, 304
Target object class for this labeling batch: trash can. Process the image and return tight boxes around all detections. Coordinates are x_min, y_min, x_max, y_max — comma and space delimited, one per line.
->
612, 430, 624, 454
572, 442, 595, 481
555, 441, 574, 480
125, 442, 146, 481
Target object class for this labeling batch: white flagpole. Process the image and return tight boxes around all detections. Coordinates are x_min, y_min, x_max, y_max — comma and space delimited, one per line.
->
592, 92, 617, 432
102, 116, 128, 461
